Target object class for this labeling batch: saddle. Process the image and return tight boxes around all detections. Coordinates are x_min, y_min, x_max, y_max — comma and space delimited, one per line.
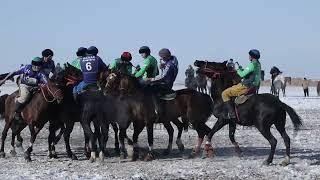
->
79, 84, 100, 94
234, 87, 257, 105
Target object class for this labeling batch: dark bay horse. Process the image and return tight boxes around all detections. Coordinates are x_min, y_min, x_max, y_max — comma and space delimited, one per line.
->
51, 64, 121, 160
103, 72, 214, 159
0, 81, 63, 161
194, 60, 303, 166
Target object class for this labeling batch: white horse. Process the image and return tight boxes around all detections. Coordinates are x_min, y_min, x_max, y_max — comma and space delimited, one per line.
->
273, 73, 286, 97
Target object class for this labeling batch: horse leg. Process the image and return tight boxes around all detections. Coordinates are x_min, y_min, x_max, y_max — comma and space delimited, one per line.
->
256, 126, 277, 165
111, 122, 120, 155
64, 121, 77, 160
162, 122, 174, 155
24, 125, 39, 162
144, 123, 155, 161
98, 122, 109, 163
189, 123, 211, 158
81, 121, 96, 163
131, 122, 144, 161
275, 121, 291, 166
16, 132, 24, 152
48, 123, 58, 159
228, 121, 242, 155
204, 117, 230, 158
83, 131, 90, 159
119, 128, 127, 159
0, 120, 12, 158
171, 118, 185, 152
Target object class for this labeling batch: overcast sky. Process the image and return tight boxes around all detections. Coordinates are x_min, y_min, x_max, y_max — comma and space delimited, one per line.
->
1, 0, 319, 80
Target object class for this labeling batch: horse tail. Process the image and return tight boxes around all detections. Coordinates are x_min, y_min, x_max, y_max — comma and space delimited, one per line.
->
281, 102, 303, 131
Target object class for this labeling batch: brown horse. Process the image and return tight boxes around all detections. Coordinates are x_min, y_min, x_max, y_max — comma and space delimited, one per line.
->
103, 72, 214, 159
0, 81, 63, 161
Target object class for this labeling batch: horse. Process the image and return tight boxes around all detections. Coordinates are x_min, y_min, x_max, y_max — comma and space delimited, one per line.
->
194, 60, 303, 166
272, 73, 287, 97
103, 71, 214, 159
0, 80, 63, 161
196, 73, 208, 94
51, 63, 121, 160
0, 94, 8, 118
185, 75, 197, 90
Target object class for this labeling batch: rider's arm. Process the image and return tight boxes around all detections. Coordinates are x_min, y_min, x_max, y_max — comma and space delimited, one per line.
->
98, 57, 108, 72
109, 60, 118, 71
39, 73, 48, 84
134, 58, 151, 78
237, 63, 254, 78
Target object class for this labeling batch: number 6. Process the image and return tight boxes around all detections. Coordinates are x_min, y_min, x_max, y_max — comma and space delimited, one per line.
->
86, 62, 92, 71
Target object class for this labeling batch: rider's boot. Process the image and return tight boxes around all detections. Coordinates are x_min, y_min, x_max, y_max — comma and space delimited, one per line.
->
14, 102, 24, 124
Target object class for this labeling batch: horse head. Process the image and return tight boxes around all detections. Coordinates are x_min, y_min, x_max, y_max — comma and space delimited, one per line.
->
40, 80, 64, 103
104, 71, 141, 96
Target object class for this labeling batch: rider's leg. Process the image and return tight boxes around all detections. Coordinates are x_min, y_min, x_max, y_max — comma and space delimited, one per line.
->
15, 84, 31, 122
221, 83, 248, 119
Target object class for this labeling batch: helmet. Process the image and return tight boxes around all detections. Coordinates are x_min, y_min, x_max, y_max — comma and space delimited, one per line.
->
42, 49, 54, 57
139, 46, 151, 54
31, 57, 43, 66
87, 46, 99, 56
249, 49, 260, 59
158, 48, 171, 58
76, 47, 87, 57
121, 52, 132, 61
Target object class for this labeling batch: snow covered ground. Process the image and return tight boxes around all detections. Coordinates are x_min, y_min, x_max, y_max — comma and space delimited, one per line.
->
0, 83, 319, 179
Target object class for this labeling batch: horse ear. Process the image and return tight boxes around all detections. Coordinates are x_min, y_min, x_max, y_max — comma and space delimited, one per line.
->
223, 61, 228, 66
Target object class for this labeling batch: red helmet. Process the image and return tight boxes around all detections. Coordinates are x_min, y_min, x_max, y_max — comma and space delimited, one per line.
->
121, 52, 132, 61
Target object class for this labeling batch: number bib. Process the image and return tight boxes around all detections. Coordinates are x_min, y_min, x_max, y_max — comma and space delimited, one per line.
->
80, 56, 98, 73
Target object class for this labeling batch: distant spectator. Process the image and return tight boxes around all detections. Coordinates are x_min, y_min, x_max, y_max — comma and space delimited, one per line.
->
302, 78, 309, 97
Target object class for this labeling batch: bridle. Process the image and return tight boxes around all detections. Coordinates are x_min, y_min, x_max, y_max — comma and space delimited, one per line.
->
199, 61, 237, 80
40, 84, 62, 103
65, 74, 81, 86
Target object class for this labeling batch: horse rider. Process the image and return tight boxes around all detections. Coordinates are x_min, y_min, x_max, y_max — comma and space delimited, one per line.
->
41, 49, 56, 78
134, 46, 159, 81
221, 49, 261, 119
0, 57, 48, 123
109, 52, 133, 74
73, 46, 108, 99
147, 48, 178, 99
71, 47, 87, 70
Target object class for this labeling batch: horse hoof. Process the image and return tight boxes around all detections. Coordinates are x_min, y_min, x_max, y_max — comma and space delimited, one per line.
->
262, 160, 271, 166
281, 156, 290, 166
89, 157, 95, 163
144, 153, 154, 161
71, 154, 78, 160
0, 152, 5, 158
16, 141, 23, 148
204, 144, 214, 158
120, 152, 126, 160
162, 149, 171, 156
188, 150, 200, 159
24, 154, 31, 162
10, 150, 17, 157
178, 144, 185, 152
115, 148, 121, 156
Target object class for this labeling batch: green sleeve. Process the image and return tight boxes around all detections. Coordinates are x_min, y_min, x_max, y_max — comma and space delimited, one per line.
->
135, 58, 151, 78
71, 58, 81, 70
128, 66, 132, 74
110, 60, 118, 71
237, 62, 254, 78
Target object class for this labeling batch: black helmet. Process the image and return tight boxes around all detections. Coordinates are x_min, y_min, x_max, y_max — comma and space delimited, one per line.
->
158, 48, 171, 58
76, 47, 87, 57
249, 49, 260, 59
139, 46, 151, 54
42, 49, 54, 57
87, 46, 99, 56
